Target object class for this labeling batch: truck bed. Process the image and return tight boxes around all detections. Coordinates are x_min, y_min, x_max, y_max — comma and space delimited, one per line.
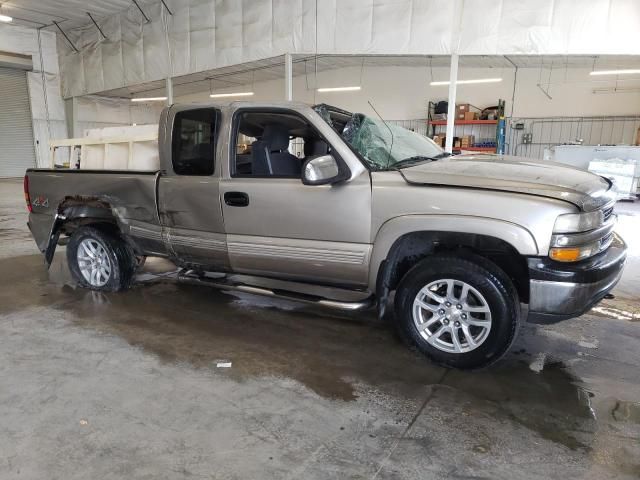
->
26, 169, 160, 252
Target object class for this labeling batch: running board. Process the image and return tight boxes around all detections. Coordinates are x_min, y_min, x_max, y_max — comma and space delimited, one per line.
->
177, 270, 375, 311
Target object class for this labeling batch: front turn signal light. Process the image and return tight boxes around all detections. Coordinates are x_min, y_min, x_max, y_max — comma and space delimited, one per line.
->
549, 247, 582, 262
549, 242, 600, 262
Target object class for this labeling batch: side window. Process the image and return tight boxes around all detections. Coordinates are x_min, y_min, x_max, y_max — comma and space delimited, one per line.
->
172, 108, 218, 175
232, 110, 331, 178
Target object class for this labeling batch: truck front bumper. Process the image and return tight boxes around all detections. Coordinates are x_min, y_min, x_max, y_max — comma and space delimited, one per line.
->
527, 233, 627, 324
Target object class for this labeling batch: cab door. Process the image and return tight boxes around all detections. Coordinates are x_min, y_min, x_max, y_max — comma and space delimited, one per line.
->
158, 106, 229, 270
219, 107, 372, 287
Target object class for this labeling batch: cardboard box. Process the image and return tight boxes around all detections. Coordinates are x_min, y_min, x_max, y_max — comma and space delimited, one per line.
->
461, 135, 475, 147
453, 138, 461, 148
456, 104, 471, 120
433, 135, 445, 147
464, 111, 477, 121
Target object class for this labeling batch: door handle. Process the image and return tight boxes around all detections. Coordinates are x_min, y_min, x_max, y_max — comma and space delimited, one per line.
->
224, 191, 249, 207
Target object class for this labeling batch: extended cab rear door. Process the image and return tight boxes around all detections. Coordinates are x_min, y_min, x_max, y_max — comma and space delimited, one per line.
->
157, 105, 229, 270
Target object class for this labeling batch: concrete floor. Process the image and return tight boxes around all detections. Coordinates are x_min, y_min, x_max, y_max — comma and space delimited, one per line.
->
1, 178, 639, 479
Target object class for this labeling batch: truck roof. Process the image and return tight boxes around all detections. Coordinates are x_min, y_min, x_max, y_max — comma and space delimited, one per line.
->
169, 100, 316, 110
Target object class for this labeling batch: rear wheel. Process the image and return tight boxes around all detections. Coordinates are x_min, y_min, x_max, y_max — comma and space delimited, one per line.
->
394, 254, 520, 369
67, 226, 136, 292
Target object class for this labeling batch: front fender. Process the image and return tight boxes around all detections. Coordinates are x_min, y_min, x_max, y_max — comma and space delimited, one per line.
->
368, 214, 539, 291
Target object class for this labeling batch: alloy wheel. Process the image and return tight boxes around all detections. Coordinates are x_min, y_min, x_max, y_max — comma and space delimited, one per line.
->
76, 238, 112, 287
412, 278, 492, 354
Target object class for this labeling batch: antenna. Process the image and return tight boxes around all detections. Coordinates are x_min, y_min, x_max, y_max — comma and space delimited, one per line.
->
368, 100, 394, 168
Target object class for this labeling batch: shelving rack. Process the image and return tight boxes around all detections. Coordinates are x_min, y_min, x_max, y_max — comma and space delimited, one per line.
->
427, 100, 505, 154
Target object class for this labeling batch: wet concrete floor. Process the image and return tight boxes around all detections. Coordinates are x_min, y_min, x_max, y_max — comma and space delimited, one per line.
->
1, 179, 639, 479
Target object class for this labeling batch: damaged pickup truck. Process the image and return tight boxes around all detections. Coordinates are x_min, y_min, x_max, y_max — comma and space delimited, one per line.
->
25, 102, 626, 369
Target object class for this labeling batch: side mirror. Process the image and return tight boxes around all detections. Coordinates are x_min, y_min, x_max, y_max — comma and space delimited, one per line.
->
301, 154, 348, 185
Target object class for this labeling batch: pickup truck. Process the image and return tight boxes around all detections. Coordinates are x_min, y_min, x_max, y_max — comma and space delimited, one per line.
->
25, 102, 626, 369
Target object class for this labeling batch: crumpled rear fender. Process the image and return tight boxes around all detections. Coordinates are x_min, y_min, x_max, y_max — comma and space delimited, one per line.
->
39, 204, 120, 268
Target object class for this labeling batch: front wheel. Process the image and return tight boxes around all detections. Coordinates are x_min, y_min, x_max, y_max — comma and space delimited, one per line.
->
394, 254, 520, 369
67, 226, 136, 292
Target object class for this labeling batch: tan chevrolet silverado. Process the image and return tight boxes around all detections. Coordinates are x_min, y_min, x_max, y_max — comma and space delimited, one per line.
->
24, 102, 626, 369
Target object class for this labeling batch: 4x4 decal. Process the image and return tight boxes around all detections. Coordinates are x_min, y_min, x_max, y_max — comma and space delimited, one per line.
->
32, 195, 49, 208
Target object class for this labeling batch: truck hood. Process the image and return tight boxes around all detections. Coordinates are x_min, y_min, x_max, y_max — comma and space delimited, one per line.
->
399, 154, 615, 211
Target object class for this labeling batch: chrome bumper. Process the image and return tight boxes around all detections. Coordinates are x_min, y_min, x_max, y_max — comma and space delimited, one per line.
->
527, 234, 626, 324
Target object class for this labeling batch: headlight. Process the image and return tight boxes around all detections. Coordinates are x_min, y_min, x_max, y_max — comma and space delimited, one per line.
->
549, 208, 615, 262
553, 210, 604, 233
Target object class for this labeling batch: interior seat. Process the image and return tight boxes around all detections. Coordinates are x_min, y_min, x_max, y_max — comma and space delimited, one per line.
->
303, 138, 329, 158
251, 124, 300, 176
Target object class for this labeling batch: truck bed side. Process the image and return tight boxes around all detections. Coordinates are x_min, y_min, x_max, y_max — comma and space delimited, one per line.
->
26, 169, 162, 255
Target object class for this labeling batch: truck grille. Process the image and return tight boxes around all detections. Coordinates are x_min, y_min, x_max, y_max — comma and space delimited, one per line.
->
603, 206, 614, 223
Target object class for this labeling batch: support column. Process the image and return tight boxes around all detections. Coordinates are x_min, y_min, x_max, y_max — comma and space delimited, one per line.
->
445, 53, 459, 154
71, 96, 78, 137
285, 53, 293, 101
166, 77, 173, 105
64, 97, 78, 138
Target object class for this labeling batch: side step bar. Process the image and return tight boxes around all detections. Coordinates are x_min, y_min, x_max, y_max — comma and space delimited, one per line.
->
177, 270, 375, 311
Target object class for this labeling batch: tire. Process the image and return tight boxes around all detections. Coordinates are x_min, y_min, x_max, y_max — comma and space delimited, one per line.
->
67, 225, 136, 292
394, 253, 520, 369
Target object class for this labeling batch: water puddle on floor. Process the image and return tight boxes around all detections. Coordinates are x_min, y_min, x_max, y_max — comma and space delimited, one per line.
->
1, 253, 639, 471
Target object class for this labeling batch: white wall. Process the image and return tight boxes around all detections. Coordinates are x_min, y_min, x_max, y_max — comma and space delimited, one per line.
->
0, 23, 66, 167
175, 65, 640, 120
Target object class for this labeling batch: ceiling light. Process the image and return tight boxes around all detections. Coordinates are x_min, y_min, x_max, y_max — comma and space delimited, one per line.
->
317, 86, 361, 92
0, 14, 12, 22
131, 97, 167, 102
592, 86, 640, 94
430, 78, 502, 86
209, 92, 254, 98
589, 69, 640, 76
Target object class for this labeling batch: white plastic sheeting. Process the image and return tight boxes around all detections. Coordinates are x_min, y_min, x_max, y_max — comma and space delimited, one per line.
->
59, 0, 640, 98
0, 23, 67, 167
59, 0, 315, 98
28, 72, 67, 168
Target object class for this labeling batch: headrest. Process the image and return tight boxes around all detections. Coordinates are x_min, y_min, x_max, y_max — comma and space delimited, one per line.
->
262, 124, 290, 151
304, 138, 328, 157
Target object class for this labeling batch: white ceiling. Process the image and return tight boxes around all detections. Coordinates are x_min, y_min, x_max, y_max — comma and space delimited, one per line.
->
96, 54, 640, 99
2, 1, 638, 99
0, 0, 154, 29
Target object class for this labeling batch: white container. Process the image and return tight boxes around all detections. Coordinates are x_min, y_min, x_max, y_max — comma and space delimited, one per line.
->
50, 124, 160, 171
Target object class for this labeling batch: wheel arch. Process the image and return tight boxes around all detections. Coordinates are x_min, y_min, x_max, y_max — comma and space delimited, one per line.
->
43, 197, 134, 267
371, 215, 537, 318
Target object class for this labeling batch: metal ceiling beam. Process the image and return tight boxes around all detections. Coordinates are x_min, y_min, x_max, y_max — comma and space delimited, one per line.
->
131, 0, 150, 23
160, 0, 172, 15
87, 12, 107, 40
52, 21, 79, 53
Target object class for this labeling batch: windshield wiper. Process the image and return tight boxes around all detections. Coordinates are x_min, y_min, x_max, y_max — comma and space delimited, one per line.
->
391, 152, 451, 169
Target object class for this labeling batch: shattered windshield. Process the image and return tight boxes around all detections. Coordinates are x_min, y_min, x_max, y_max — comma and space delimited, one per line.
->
314, 105, 446, 170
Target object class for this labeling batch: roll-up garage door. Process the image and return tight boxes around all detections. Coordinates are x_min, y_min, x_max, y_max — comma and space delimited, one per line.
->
0, 66, 36, 177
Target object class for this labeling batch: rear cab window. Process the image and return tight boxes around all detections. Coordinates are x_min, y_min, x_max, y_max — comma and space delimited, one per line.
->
172, 108, 220, 175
